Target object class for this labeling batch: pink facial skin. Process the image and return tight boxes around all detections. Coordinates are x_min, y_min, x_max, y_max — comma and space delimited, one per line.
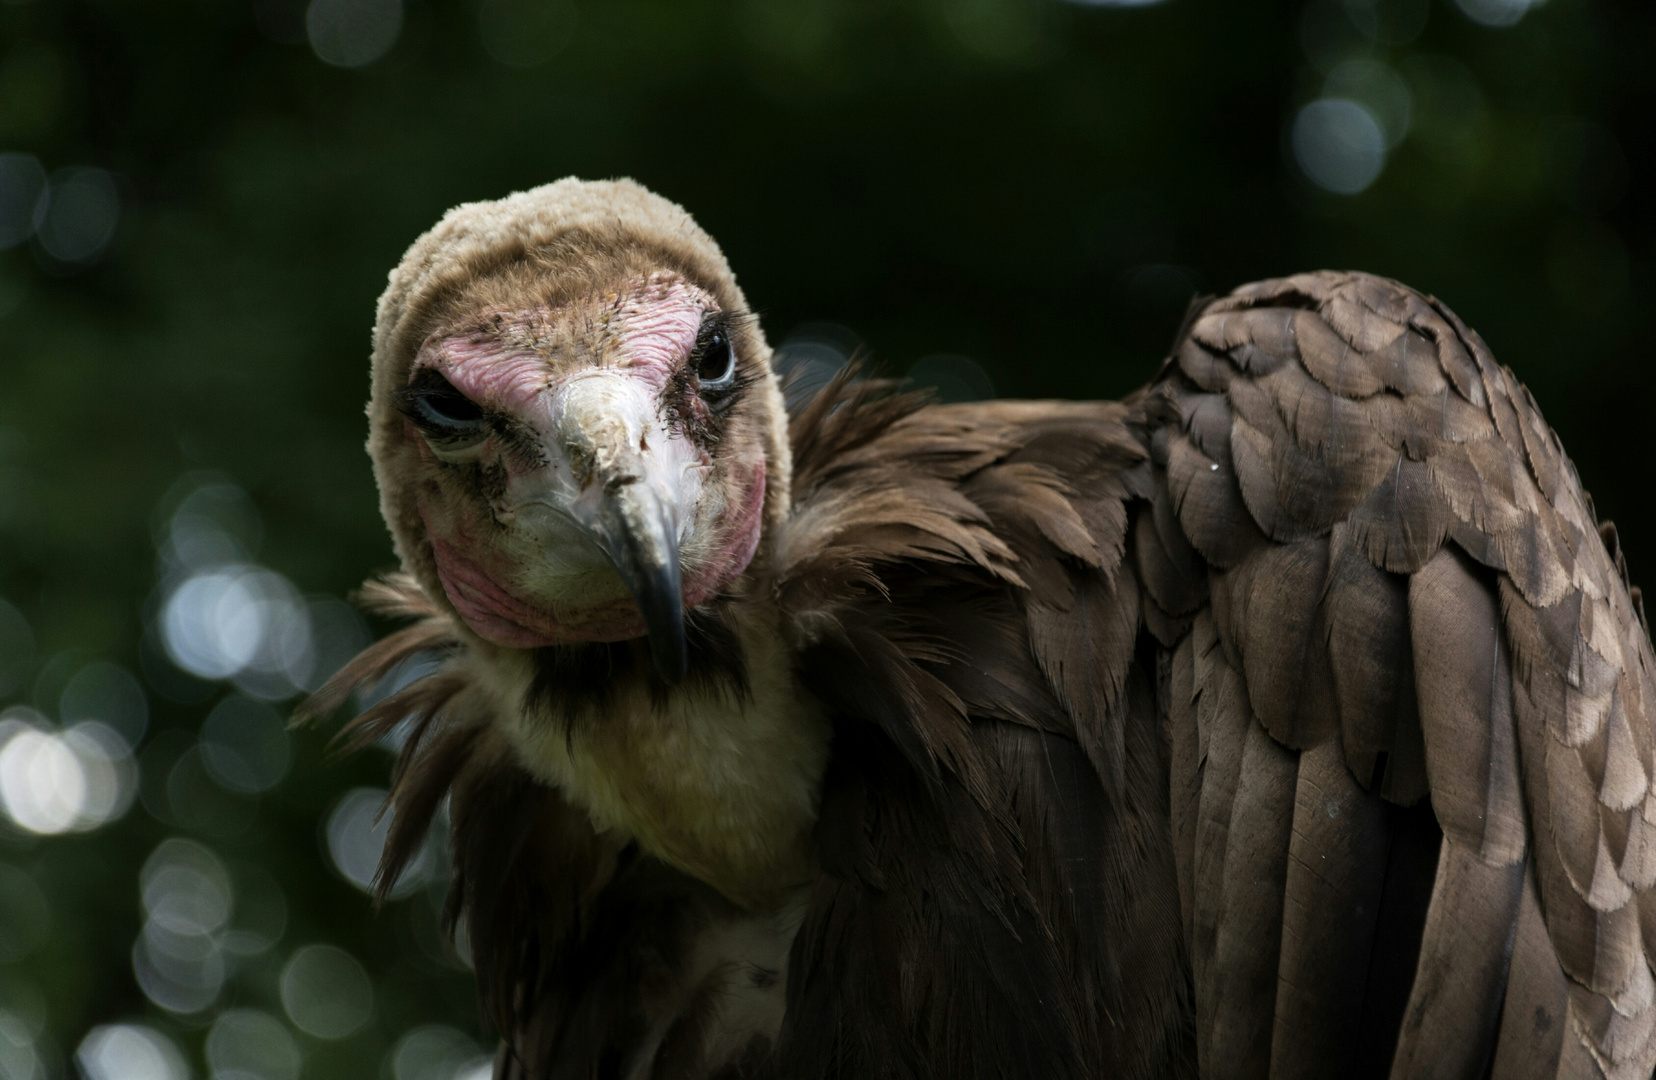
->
407, 276, 767, 650
429, 278, 705, 419
427, 461, 765, 648
429, 535, 648, 646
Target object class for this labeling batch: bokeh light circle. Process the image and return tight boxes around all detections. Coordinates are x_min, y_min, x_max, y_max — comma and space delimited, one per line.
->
0, 710, 135, 835
477, 0, 579, 67
33, 167, 119, 263
64, 722, 137, 826
163, 480, 262, 571
60, 661, 149, 750
200, 695, 291, 794
1291, 98, 1387, 195
306, 0, 403, 67
1322, 59, 1412, 148
907, 355, 996, 404
280, 944, 373, 1039
76, 1023, 189, 1080
133, 927, 226, 1016
207, 1008, 303, 1080
0, 1009, 41, 1080
326, 786, 390, 894
134, 838, 234, 1015
0, 725, 82, 834
326, 785, 438, 898
1454, 0, 1531, 26
142, 838, 233, 936
390, 1024, 488, 1080
160, 564, 315, 696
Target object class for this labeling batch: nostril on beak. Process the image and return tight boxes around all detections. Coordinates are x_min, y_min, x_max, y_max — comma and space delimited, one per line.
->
564, 442, 596, 487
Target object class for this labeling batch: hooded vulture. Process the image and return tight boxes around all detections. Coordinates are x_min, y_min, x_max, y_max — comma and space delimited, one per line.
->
303, 178, 1656, 1080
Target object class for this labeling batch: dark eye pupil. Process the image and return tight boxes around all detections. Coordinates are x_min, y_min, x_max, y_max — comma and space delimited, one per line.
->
420, 388, 482, 425
402, 371, 484, 433
697, 332, 734, 384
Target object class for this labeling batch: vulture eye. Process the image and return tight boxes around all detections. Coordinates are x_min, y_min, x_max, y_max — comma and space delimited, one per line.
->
696, 327, 736, 390
399, 370, 487, 451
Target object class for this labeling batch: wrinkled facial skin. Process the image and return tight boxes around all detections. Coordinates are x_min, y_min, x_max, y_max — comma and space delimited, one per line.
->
398, 272, 767, 654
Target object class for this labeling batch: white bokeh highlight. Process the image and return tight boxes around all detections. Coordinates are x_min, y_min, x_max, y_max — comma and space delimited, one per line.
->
134, 839, 234, 1015
1292, 98, 1387, 194
76, 1023, 190, 1080
390, 1024, 489, 1080
155, 478, 365, 701
161, 566, 314, 690
0, 708, 136, 836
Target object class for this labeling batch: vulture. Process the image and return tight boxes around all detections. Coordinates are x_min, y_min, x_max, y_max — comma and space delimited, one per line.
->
302, 177, 1656, 1080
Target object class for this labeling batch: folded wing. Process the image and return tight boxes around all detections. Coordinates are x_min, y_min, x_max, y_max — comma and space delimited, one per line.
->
1143, 271, 1656, 1079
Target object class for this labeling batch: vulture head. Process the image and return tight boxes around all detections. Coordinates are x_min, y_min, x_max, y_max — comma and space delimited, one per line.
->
369, 179, 792, 683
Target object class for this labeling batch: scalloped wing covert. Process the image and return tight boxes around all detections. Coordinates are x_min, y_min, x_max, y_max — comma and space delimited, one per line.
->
1141, 271, 1656, 1079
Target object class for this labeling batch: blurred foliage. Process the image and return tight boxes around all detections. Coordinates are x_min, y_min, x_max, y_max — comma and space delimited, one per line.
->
0, 0, 1649, 1074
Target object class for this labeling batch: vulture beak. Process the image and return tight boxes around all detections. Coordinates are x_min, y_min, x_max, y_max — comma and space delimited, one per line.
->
589, 476, 688, 683
553, 372, 691, 684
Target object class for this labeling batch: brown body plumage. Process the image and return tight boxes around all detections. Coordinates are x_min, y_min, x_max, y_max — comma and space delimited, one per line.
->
304, 179, 1656, 1079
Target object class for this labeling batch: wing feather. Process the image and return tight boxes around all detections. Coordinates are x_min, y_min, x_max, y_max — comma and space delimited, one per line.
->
1489, 863, 1570, 1080
1166, 426, 1267, 569
1167, 628, 1202, 946
1203, 716, 1298, 1077
1268, 741, 1390, 1078
1323, 523, 1424, 799
1386, 840, 1524, 1078
1213, 537, 1338, 749
1409, 546, 1526, 865
1145, 270, 1656, 1077
1189, 639, 1253, 1038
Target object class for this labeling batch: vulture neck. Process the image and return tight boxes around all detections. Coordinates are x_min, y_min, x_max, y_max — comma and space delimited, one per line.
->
475, 539, 831, 912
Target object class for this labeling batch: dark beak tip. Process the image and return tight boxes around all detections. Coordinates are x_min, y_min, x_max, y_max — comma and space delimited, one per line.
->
632, 568, 687, 685
652, 639, 689, 685
592, 483, 688, 685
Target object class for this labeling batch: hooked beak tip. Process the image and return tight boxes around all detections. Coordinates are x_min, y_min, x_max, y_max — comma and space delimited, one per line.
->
649, 611, 689, 685
632, 553, 688, 684
593, 483, 689, 685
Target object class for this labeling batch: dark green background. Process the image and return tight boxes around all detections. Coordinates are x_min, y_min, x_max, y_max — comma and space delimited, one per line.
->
0, 0, 1650, 1074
